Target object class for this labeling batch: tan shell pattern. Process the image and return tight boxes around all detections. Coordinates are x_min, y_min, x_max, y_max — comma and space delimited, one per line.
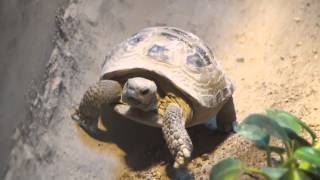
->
101, 27, 234, 108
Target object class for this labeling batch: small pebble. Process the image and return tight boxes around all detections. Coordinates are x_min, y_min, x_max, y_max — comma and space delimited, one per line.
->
203, 168, 207, 174
293, 17, 302, 23
236, 57, 245, 63
312, 50, 318, 54
201, 154, 209, 161
195, 162, 202, 168
135, 173, 143, 178
291, 55, 297, 59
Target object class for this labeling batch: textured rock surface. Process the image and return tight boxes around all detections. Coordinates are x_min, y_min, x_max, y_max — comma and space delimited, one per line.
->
0, 0, 66, 174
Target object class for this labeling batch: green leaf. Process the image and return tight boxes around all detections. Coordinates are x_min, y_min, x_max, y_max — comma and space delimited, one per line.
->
266, 109, 310, 149
285, 129, 311, 149
314, 143, 320, 152
234, 121, 269, 142
297, 122, 317, 145
235, 114, 290, 146
255, 135, 270, 147
266, 109, 317, 144
282, 168, 311, 180
298, 161, 320, 176
210, 158, 243, 180
298, 161, 313, 172
261, 167, 288, 180
266, 109, 301, 135
253, 135, 285, 154
266, 109, 311, 149
294, 147, 320, 166
241, 126, 286, 162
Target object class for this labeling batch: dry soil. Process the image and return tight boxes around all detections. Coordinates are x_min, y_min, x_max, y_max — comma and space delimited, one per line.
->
3, 0, 320, 180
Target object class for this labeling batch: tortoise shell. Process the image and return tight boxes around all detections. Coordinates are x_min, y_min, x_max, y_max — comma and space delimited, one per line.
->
100, 27, 235, 126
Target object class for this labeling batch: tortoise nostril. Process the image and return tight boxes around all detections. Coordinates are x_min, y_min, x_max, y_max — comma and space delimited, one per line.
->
141, 89, 149, 95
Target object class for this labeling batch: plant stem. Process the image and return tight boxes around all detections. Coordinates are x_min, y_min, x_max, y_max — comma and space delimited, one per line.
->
279, 153, 284, 161
243, 166, 266, 177
284, 142, 293, 158
266, 149, 272, 167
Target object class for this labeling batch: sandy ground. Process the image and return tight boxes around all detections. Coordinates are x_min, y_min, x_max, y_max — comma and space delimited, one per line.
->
0, 0, 66, 175
2, 0, 320, 179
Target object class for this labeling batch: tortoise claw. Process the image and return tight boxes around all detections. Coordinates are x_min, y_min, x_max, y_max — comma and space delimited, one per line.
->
70, 108, 91, 129
71, 108, 81, 122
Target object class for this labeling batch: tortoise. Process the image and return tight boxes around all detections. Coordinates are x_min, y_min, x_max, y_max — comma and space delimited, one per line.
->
71, 26, 236, 168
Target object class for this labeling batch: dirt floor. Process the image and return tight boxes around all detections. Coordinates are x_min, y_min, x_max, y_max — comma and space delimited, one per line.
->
2, 0, 320, 179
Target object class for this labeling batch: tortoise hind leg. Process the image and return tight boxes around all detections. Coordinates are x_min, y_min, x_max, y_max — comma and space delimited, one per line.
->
162, 103, 193, 168
216, 97, 237, 133
71, 80, 122, 135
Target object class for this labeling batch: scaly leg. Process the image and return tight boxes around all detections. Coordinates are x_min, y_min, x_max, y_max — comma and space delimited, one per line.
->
162, 103, 193, 168
71, 80, 122, 135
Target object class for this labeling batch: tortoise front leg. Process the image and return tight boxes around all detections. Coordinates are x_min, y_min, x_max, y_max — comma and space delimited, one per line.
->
162, 103, 193, 168
71, 80, 122, 134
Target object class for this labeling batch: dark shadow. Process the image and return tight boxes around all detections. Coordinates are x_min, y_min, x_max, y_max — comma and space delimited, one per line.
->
80, 98, 236, 172
165, 127, 230, 179
100, 105, 169, 170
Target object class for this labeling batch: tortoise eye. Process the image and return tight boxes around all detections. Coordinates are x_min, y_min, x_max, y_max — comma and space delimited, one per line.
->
141, 89, 150, 95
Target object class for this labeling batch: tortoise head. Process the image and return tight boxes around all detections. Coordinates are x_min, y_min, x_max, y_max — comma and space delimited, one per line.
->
122, 77, 158, 111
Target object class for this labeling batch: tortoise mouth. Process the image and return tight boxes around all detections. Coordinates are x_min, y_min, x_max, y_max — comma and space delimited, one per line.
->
114, 103, 162, 127
121, 95, 156, 112
123, 96, 141, 106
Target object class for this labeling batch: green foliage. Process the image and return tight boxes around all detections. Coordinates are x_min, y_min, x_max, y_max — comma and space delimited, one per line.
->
260, 167, 288, 180
210, 109, 320, 180
294, 147, 320, 166
209, 158, 243, 180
